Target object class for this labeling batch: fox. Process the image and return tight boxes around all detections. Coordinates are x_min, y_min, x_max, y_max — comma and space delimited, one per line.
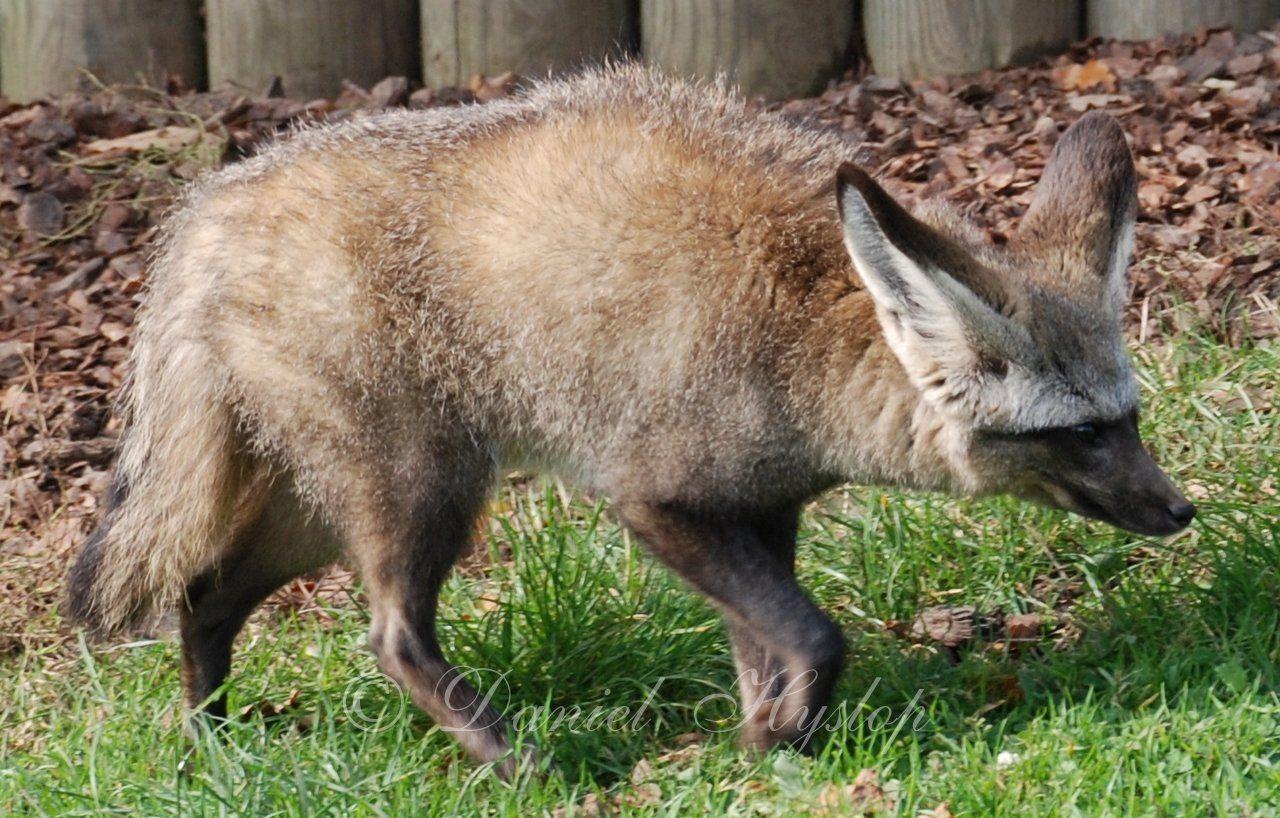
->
67, 64, 1194, 778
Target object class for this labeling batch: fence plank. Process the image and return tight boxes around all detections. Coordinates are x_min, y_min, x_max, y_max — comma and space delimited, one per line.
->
206, 0, 419, 99
641, 0, 854, 99
1087, 0, 1280, 38
421, 0, 635, 88
0, 0, 204, 102
865, 0, 1079, 80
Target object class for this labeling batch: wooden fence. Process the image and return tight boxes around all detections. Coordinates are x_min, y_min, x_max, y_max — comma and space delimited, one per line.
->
0, 0, 1277, 102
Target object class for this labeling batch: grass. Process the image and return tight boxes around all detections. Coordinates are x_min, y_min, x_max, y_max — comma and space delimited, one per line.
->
2, 327, 1277, 816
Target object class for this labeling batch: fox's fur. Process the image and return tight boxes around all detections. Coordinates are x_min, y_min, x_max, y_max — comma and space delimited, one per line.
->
67, 64, 1188, 773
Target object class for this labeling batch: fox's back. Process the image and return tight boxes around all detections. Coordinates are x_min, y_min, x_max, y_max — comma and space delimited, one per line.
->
163, 66, 861, 496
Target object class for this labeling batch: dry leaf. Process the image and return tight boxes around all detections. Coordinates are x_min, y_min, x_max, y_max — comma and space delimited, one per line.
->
1184, 183, 1220, 205
984, 158, 1017, 191
1052, 59, 1116, 91
1005, 613, 1042, 642
816, 769, 896, 815
238, 688, 303, 721
83, 126, 205, 158
551, 792, 609, 818
917, 607, 975, 647
618, 758, 662, 808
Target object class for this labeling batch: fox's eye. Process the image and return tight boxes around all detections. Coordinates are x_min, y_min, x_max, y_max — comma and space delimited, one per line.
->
1070, 422, 1098, 443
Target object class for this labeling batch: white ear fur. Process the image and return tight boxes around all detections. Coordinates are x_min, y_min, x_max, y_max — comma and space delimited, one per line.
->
836, 172, 1017, 405
839, 188, 967, 368
1102, 212, 1135, 314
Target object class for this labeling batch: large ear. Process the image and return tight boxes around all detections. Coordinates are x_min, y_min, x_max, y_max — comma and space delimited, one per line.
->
1017, 111, 1138, 310
835, 163, 1021, 401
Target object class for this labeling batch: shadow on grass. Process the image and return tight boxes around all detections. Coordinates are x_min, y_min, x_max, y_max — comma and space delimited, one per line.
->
505, 515, 1275, 786
825, 517, 1280, 768
227, 502, 1279, 793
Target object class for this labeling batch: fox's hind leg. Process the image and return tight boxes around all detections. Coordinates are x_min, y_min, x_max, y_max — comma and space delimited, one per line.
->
340, 446, 520, 777
616, 500, 844, 753
181, 474, 340, 719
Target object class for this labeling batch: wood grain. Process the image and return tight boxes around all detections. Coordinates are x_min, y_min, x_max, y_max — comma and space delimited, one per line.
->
1087, 0, 1280, 38
421, 0, 636, 88
0, 0, 204, 102
206, 0, 419, 99
641, 0, 855, 99
865, 0, 1079, 80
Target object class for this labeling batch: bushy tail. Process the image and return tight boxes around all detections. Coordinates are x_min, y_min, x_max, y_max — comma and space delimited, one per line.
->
67, 289, 242, 634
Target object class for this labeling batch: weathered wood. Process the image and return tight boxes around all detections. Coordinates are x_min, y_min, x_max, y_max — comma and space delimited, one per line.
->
0, 0, 204, 102
421, 0, 636, 88
1087, 0, 1280, 38
206, 0, 419, 99
865, 0, 1079, 80
641, 0, 854, 99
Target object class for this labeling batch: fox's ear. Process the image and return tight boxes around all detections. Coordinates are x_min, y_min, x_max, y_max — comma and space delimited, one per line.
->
836, 163, 1019, 400
1018, 111, 1138, 310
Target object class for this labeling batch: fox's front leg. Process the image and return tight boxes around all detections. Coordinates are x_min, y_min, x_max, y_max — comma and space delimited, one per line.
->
724, 505, 806, 745
616, 501, 845, 750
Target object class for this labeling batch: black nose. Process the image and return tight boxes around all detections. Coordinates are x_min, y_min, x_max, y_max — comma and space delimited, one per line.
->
1168, 501, 1196, 527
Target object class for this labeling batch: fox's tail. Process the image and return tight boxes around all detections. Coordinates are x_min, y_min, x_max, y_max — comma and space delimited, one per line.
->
67, 257, 242, 634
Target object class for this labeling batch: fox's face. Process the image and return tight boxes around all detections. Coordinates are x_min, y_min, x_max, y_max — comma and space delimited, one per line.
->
836, 112, 1194, 536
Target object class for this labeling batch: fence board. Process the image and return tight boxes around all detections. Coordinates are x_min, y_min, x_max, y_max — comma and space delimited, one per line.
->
0, 0, 203, 102
641, 0, 854, 99
1087, 0, 1280, 38
206, 0, 419, 99
865, 0, 1079, 80
421, 0, 635, 88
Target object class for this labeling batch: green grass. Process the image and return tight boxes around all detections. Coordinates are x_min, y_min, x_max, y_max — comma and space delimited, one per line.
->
3, 329, 1278, 817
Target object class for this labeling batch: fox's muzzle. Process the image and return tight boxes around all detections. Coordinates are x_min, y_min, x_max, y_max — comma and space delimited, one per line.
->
1037, 417, 1195, 537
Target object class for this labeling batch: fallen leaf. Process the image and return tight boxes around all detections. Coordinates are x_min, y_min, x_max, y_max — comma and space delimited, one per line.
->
551, 792, 608, 818
1006, 613, 1042, 642
1184, 183, 1220, 205
1032, 115, 1058, 146
83, 126, 205, 158
619, 759, 662, 808
816, 769, 896, 815
369, 75, 410, 107
1226, 53, 1265, 78
1066, 93, 1126, 111
468, 71, 522, 103
238, 688, 303, 721
17, 192, 65, 235
904, 606, 974, 647
984, 158, 1017, 191
1052, 59, 1116, 91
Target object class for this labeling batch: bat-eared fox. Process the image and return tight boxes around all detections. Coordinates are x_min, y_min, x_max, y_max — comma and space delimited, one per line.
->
68, 64, 1194, 778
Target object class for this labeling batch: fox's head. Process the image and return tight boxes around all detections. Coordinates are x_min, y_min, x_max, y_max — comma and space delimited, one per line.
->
836, 111, 1194, 536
